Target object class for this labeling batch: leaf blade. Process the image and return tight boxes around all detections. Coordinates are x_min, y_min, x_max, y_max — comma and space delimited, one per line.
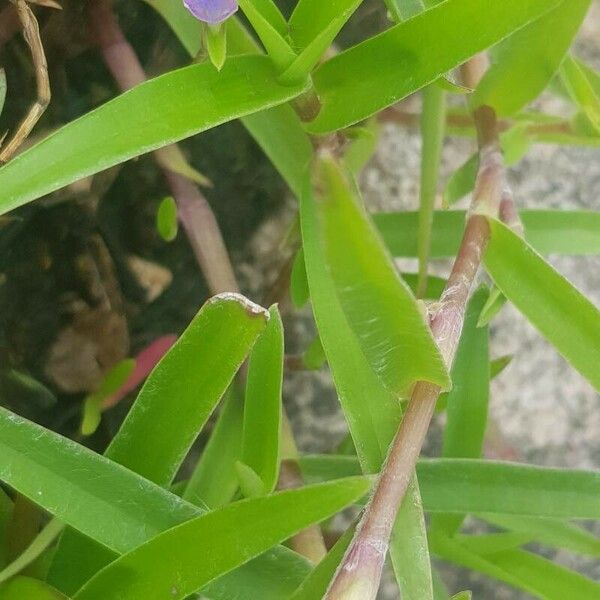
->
484, 218, 600, 391
307, 153, 449, 395
472, 0, 591, 116
242, 305, 284, 494
73, 479, 371, 600
308, 0, 561, 132
0, 56, 308, 214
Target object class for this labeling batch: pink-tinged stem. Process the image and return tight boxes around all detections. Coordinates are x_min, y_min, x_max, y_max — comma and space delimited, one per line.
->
325, 60, 508, 599
103, 335, 177, 409
89, 0, 237, 295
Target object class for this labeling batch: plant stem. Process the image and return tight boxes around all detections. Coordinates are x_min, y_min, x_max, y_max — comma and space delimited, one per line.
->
325, 58, 507, 599
417, 84, 446, 298
89, 0, 237, 295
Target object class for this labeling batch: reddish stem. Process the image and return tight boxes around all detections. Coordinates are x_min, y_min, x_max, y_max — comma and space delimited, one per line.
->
89, 0, 237, 295
325, 58, 507, 599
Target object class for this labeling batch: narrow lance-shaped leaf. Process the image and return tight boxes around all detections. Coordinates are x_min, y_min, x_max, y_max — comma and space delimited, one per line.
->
307, 154, 442, 598
560, 54, 600, 133
0, 56, 309, 214
183, 390, 245, 508
0, 405, 199, 554
299, 456, 600, 520
0, 405, 312, 599
484, 218, 600, 391
280, 0, 363, 83
288, 0, 363, 50
241, 305, 283, 495
300, 170, 401, 472
309, 152, 449, 394
237, 0, 296, 69
49, 294, 269, 592
301, 152, 433, 599
290, 527, 355, 600
107, 293, 269, 485
472, 0, 591, 116
433, 287, 490, 536
0, 577, 69, 600
480, 514, 600, 557
374, 210, 600, 258
389, 478, 435, 599
73, 478, 371, 600
307, 0, 561, 132
433, 534, 600, 600
290, 248, 310, 308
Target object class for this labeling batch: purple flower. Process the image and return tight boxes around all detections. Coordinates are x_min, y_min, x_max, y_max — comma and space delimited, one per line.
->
183, 0, 238, 24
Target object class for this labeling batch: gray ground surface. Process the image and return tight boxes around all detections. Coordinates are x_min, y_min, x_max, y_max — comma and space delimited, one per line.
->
239, 5, 600, 598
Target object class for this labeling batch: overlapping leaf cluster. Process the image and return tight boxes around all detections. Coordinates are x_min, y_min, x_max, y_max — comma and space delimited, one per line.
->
1, 0, 600, 598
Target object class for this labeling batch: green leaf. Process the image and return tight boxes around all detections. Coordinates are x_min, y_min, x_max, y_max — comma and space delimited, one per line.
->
344, 121, 380, 176
302, 335, 327, 370
484, 218, 600, 391
280, 0, 363, 84
0, 577, 69, 600
480, 514, 600, 557
472, 0, 591, 116
306, 153, 449, 395
238, 0, 296, 69
242, 306, 283, 494
0, 405, 311, 599
0, 405, 199, 554
81, 359, 136, 436
301, 155, 434, 599
454, 532, 533, 555
300, 163, 402, 471
242, 0, 288, 35
290, 248, 310, 308
433, 288, 490, 536
484, 548, 600, 599
73, 478, 370, 600
49, 294, 269, 591
451, 592, 472, 600
0, 56, 309, 215
307, 0, 561, 132
443, 154, 477, 210
374, 209, 600, 257
235, 462, 267, 498
183, 390, 244, 508
0, 519, 64, 585
289, 0, 363, 50
390, 479, 435, 599
476, 286, 507, 327
433, 534, 600, 600
289, 527, 354, 600
490, 355, 512, 379
300, 456, 600, 519
417, 84, 446, 296
560, 54, 600, 132
156, 196, 178, 242
432, 570, 450, 600
204, 23, 228, 71
243, 105, 313, 197
0, 489, 12, 568
107, 294, 268, 485
388, 0, 426, 20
